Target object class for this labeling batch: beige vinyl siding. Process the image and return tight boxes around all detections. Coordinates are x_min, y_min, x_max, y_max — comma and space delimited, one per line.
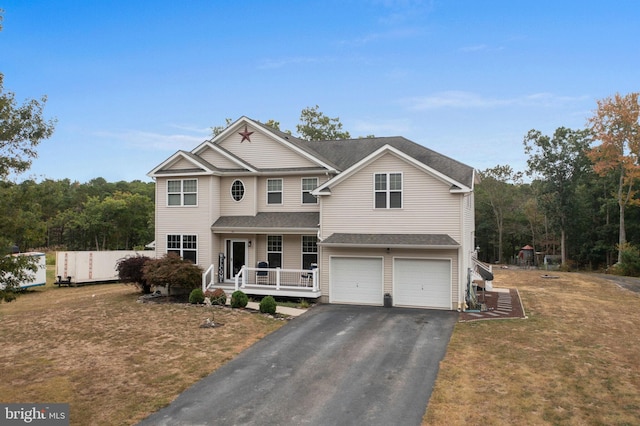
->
219, 130, 318, 169
167, 157, 199, 170
319, 247, 458, 307
155, 176, 212, 267
257, 175, 324, 212
219, 176, 258, 216
198, 146, 244, 170
319, 153, 462, 240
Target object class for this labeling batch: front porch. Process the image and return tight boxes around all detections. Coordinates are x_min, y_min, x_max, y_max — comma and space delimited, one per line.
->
202, 264, 322, 299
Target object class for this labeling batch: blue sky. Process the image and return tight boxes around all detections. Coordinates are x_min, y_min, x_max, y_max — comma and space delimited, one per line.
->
2, 0, 638, 183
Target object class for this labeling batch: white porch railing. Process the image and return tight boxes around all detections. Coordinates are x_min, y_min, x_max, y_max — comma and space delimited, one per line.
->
471, 256, 493, 290
235, 266, 319, 292
203, 264, 320, 296
202, 264, 216, 292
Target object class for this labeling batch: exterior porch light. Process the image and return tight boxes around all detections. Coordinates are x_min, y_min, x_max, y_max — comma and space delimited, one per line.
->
248, 240, 252, 247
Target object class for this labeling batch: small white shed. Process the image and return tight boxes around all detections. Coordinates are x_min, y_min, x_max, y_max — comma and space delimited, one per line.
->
0, 252, 47, 290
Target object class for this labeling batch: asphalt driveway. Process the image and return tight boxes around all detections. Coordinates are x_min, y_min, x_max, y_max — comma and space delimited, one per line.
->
138, 304, 457, 426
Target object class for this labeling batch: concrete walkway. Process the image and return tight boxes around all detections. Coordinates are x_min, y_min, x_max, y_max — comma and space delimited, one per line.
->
245, 301, 307, 317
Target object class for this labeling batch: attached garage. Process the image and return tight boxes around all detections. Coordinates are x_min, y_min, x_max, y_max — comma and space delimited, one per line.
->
330, 257, 383, 305
393, 258, 451, 309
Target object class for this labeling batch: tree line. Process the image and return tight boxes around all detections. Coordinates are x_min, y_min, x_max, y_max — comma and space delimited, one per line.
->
476, 92, 640, 271
1, 178, 155, 252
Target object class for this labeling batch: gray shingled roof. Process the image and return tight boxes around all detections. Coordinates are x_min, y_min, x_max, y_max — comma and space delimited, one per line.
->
320, 233, 460, 247
212, 212, 319, 231
294, 137, 475, 188
211, 119, 474, 188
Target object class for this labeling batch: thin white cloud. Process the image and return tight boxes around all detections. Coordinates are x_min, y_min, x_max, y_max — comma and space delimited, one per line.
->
352, 118, 412, 136
93, 130, 207, 151
168, 123, 213, 134
458, 44, 505, 53
403, 91, 589, 110
257, 56, 328, 70
372, 0, 435, 25
339, 27, 424, 47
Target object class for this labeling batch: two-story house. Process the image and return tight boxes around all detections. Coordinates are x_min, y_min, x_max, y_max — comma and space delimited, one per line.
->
148, 116, 478, 310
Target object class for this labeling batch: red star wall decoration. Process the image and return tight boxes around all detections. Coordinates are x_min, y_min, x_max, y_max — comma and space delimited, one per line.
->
238, 125, 254, 143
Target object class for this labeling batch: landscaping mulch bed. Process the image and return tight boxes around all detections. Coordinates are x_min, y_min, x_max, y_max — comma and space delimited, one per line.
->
459, 288, 526, 321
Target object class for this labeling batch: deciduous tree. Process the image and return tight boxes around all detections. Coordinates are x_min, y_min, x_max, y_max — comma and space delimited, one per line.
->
296, 105, 351, 141
524, 127, 593, 265
0, 11, 56, 301
476, 165, 523, 263
587, 92, 640, 263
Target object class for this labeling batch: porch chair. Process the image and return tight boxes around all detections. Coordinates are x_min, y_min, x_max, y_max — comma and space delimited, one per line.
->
256, 261, 269, 284
300, 263, 317, 287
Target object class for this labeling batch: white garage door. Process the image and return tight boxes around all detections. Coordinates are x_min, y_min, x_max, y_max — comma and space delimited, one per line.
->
394, 259, 451, 309
331, 257, 383, 305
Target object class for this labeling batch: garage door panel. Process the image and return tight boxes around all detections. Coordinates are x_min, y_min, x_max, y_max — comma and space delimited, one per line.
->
331, 257, 383, 305
394, 259, 450, 308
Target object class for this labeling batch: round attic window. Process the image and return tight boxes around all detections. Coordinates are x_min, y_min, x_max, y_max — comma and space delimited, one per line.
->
231, 180, 245, 201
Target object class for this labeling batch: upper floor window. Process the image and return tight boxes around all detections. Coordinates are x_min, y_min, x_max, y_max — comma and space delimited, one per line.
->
168, 179, 197, 206
374, 173, 402, 209
167, 234, 197, 263
267, 179, 283, 204
302, 178, 318, 204
231, 180, 245, 202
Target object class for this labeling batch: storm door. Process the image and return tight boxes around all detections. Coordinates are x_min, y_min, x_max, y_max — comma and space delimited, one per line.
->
225, 239, 248, 281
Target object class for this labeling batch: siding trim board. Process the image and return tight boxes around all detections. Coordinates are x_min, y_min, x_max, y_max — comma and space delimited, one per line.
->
320, 233, 460, 249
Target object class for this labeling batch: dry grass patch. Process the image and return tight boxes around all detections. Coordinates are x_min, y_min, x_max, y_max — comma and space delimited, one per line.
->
0, 283, 284, 425
424, 269, 640, 426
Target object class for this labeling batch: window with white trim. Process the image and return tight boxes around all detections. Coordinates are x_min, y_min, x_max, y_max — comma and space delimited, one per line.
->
267, 235, 282, 268
167, 179, 197, 206
267, 179, 283, 204
167, 234, 197, 263
231, 180, 245, 202
374, 173, 402, 209
301, 235, 318, 269
301, 177, 318, 204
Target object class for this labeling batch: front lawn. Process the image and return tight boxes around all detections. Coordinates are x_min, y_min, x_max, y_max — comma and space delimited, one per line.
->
0, 282, 284, 425
424, 269, 640, 425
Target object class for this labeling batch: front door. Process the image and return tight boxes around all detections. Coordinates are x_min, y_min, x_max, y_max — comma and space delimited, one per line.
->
226, 239, 248, 281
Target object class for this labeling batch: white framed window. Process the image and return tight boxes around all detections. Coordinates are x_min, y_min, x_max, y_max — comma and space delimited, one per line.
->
374, 173, 402, 209
267, 179, 283, 204
301, 235, 318, 269
167, 234, 197, 263
231, 180, 245, 202
267, 235, 282, 268
167, 179, 197, 206
302, 177, 318, 204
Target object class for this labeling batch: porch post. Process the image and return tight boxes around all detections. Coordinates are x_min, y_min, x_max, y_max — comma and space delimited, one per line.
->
275, 267, 281, 290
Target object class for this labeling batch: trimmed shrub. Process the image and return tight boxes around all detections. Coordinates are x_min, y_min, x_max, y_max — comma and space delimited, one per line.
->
205, 288, 227, 305
230, 290, 248, 308
142, 253, 203, 295
259, 295, 277, 314
116, 255, 152, 293
189, 288, 205, 304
